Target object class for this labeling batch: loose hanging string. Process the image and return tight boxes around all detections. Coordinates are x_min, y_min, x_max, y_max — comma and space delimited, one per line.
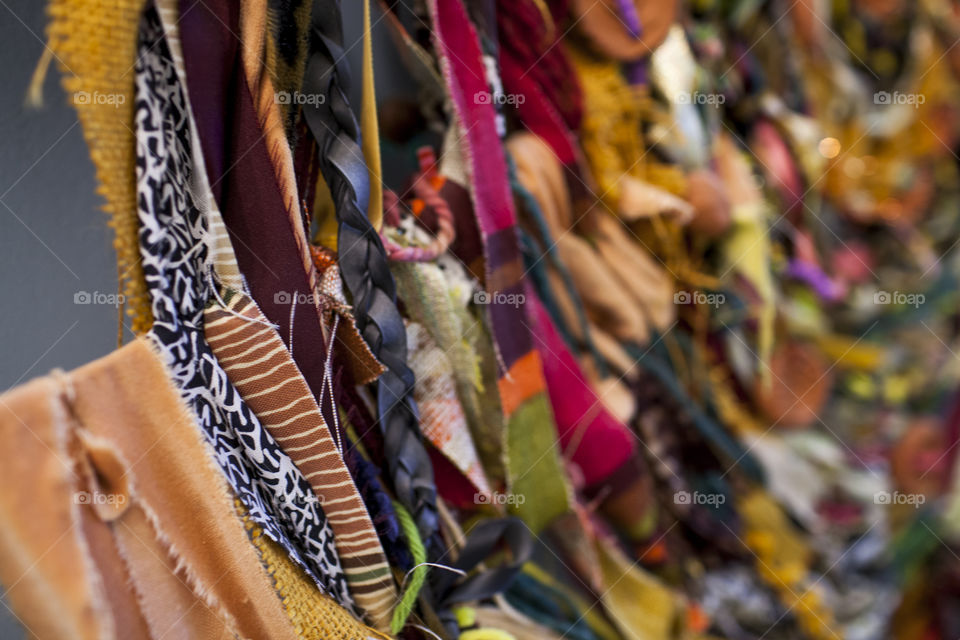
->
288, 296, 297, 355
402, 562, 467, 590
321, 313, 343, 453
410, 624, 444, 640
25, 46, 54, 108
389, 501, 515, 635
206, 268, 280, 330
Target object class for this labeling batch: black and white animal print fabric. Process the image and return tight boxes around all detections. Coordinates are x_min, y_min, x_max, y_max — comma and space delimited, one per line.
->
133, 2, 354, 610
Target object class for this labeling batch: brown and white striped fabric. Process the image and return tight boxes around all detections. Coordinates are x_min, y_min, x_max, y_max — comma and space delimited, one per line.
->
204, 289, 399, 630
157, 0, 397, 625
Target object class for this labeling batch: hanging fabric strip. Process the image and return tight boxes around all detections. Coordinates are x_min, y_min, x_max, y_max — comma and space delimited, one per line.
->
435, 518, 534, 606
238, 0, 329, 334
177, 0, 332, 402
495, 0, 582, 166
171, 0, 399, 619
526, 294, 637, 488
404, 318, 495, 498
243, 514, 390, 640
134, 3, 354, 609
69, 339, 303, 640
155, 0, 398, 622
361, 0, 384, 231
0, 337, 303, 640
427, 0, 571, 532
301, 0, 441, 553
263, 0, 313, 143
204, 289, 399, 631
46, 0, 152, 334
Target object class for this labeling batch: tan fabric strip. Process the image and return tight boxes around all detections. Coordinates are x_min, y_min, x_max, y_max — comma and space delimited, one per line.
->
76, 489, 152, 639
111, 503, 235, 640
0, 377, 114, 640
68, 338, 300, 640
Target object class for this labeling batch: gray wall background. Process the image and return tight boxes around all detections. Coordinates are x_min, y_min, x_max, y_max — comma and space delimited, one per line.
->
0, 2, 410, 636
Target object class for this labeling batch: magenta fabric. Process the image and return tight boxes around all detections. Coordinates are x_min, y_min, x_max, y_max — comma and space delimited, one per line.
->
498, 54, 580, 165
431, 0, 521, 237
528, 289, 636, 487
495, 0, 582, 165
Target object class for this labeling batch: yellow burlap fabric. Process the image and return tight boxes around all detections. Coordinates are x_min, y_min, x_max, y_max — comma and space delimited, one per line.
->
47, 0, 153, 334
242, 509, 391, 640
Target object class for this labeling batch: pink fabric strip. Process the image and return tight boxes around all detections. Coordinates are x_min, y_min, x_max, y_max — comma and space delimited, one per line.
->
528, 289, 636, 487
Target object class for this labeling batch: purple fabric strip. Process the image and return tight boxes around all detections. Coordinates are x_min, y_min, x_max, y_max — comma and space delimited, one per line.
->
613, 0, 648, 85
785, 259, 844, 302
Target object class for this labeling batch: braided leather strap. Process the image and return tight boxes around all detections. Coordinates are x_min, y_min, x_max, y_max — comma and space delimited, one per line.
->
302, 0, 440, 553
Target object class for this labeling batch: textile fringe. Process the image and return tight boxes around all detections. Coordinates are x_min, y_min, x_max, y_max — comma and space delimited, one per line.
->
242, 503, 389, 640
46, 0, 153, 334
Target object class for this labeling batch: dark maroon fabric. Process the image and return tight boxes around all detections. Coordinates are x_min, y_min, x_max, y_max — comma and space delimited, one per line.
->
178, 0, 329, 400
333, 365, 387, 468
428, 447, 483, 508
178, 0, 236, 202
496, 0, 583, 136
293, 118, 320, 217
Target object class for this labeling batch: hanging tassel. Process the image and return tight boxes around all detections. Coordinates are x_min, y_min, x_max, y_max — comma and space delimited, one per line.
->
25, 46, 54, 109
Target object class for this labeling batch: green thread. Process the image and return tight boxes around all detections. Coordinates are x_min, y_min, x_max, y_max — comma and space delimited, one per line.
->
390, 500, 428, 635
